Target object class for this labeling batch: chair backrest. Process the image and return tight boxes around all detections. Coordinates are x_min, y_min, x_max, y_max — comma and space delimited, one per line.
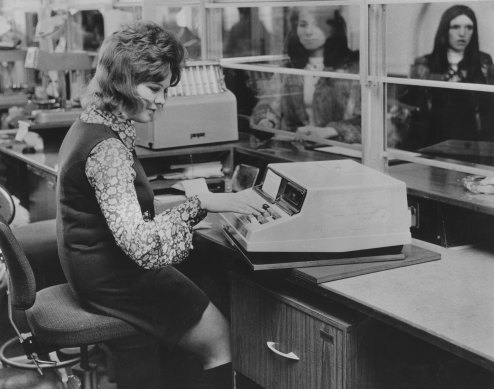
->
0, 185, 15, 225
0, 221, 36, 311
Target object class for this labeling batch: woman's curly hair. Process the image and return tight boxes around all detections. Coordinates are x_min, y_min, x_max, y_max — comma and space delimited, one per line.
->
82, 21, 185, 116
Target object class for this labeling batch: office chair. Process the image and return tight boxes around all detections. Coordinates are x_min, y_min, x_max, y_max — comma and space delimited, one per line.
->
0, 184, 15, 225
0, 220, 139, 388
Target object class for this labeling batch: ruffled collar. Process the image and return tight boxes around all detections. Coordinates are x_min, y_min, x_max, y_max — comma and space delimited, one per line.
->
80, 105, 136, 150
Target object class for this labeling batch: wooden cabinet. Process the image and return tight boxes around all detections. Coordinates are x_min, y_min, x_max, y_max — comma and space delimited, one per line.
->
0, 151, 29, 208
27, 164, 57, 222
407, 195, 494, 247
231, 273, 377, 389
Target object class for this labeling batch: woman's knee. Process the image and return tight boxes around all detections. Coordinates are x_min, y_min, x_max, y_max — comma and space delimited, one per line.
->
178, 303, 231, 360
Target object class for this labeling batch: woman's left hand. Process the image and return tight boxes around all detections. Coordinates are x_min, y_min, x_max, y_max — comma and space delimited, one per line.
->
296, 125, 338, 139
197, 191, 264, 215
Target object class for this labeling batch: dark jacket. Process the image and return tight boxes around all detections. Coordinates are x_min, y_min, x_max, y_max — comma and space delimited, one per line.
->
396, 51, 494, 150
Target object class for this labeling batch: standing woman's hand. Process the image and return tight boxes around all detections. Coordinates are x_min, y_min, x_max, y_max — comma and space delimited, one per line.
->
197, 191, 264, 215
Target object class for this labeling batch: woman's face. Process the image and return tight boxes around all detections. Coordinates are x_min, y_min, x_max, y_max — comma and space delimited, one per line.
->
297, 10, 333, 54
448, 14, 474, 53
130, 72, 172, 123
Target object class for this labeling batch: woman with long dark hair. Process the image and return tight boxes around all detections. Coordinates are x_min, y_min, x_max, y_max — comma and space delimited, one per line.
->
396, 5, 494, 150
417, 5, 488, 82
285, 7, 356, 70
282, 7, 361, 142
251, 6, 361, 143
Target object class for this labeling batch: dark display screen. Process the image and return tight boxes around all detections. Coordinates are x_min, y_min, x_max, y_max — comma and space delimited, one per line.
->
281, 182, 305, 210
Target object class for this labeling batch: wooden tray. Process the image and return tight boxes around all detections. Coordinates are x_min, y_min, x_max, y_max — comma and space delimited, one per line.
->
292, 245, 441, 284
223, 227, 406, 271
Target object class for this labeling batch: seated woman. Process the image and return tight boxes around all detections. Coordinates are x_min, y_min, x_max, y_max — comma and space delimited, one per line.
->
56, 21, 263, 389
393, 5, 494, 150
251, 7, 361, 144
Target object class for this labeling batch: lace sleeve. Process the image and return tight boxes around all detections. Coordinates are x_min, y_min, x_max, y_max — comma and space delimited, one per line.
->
85, 138, 206, 269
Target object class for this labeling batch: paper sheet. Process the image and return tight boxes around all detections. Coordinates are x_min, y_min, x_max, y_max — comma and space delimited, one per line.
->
172, 178, 210, 197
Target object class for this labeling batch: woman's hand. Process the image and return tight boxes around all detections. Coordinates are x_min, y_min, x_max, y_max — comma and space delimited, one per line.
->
197, 191, 264, 215
250, 101, 281, 129
296, 125, 338, 139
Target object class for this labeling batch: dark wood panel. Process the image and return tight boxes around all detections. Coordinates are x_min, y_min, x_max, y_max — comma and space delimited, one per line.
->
292, 245, 440, 284
407, 195, 494, 247
231, 274, 377, 389
231, 275, 342, 388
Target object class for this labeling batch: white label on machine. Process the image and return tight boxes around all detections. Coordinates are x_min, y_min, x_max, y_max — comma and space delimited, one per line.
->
261, 169, 282, 200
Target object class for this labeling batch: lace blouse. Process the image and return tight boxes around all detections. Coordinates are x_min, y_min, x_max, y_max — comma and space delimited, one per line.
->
82, 106, 206, 269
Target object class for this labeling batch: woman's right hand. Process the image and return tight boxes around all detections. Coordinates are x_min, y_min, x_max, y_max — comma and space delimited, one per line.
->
197, 191, 264, 215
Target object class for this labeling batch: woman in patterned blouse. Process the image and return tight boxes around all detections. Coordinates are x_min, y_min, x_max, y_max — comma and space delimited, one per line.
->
249, 7, 361, 144
56, 21, 262, 389
285, 7, 361, 143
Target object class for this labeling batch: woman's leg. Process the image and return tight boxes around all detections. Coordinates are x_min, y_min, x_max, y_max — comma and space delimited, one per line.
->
177, 302, 233, 389
178, 302, 231, 369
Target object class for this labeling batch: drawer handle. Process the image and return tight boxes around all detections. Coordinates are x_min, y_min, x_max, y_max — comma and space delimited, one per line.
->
266, 342, 300, 361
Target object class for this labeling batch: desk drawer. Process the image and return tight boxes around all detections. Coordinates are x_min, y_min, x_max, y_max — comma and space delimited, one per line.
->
231, 275, 375, 389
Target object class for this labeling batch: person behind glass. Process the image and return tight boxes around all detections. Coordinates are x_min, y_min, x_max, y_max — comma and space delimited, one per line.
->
224, 8, 270, 57
252, 7, 361, 143
397, 5, 494, 149
56, 21, 263, 389
223, 8, 271, 129
163, 6, 201, 60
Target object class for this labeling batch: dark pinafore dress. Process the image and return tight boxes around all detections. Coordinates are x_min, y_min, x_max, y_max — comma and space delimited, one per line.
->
56, 119, 209, 349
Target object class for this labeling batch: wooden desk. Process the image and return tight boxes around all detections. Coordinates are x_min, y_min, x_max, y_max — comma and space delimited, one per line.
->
389, 162, 494, 216
295, 239, 494, 372
389, 162, 494, 246
419, 140, 494, 165
0, 143, 58, 175
2, 135, 494, 376
0, 144, 59, 221
196, 219, 494, 373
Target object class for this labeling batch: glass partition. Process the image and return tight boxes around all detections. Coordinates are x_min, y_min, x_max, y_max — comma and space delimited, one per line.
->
222, 7, 279, 58
69, 10, 105, 52
207, 3, 362, 148
383, 2, 494, 169
143, 2, 203, 60
212, 4, 360, 66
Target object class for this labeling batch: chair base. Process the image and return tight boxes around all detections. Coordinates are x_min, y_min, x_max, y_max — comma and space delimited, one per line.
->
72, 361, 98, 389
0, 336, 80, 370
0, 337, 103, 389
